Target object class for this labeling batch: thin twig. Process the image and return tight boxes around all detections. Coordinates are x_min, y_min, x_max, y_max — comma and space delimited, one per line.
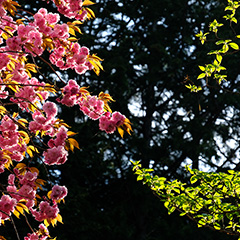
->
10, 216, 21, 240
24, 212, 34, 233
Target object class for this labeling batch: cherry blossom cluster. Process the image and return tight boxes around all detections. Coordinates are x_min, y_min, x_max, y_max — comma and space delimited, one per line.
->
7, 170, 38, 208
29, 102, 58, 135
0, 115, 26, 167
5, 165, 67, 231
80, 95, 105, 120
45, 0, 88, 20
0, 195, 17, 223
59, 79, 127, 133
50, 43, 94, 75
10, 78, 49, 111
5, 7, 92, 74
99, 111, 126, 134
0, 0, 131, 239
24, 224, 49, 240
43, 126, 68, 165
31, 201, 59, 222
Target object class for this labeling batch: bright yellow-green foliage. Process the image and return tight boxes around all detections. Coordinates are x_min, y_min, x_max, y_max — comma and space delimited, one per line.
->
132, 161, 240, 238
133, 1, 240, 238
187, 0, 240, 92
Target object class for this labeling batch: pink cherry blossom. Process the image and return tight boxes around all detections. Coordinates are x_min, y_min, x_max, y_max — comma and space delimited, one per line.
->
43, 146, 68, 165
42, 101, 58, 119
0, 1, 130, 238
31, 201, 59, 221
50, 185, 68, 201
0, 195, 17, 222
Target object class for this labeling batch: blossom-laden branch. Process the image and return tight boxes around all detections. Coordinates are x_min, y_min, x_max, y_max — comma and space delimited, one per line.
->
0, 0, 132, 239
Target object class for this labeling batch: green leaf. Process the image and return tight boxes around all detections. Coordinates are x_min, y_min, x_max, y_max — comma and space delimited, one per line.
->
137, 175, 143, 181
222, 44, 229, 53
216, 54, 222, 63
190, 175, 198, 184
180, 212, 186, 216
199, 65, 205, 71
216, 40, 225, 45
168, 206, 176, 214
198, 219, 206, 227
213, 223, 221, 230
229, 42, 239, 50
228, 170, 235, 175
208, 50, 218, 55
164, 201, 170, 208
197, 73, 206, 79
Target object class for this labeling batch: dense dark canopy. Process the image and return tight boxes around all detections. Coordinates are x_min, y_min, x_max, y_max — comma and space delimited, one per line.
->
3, 0, 240, 239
